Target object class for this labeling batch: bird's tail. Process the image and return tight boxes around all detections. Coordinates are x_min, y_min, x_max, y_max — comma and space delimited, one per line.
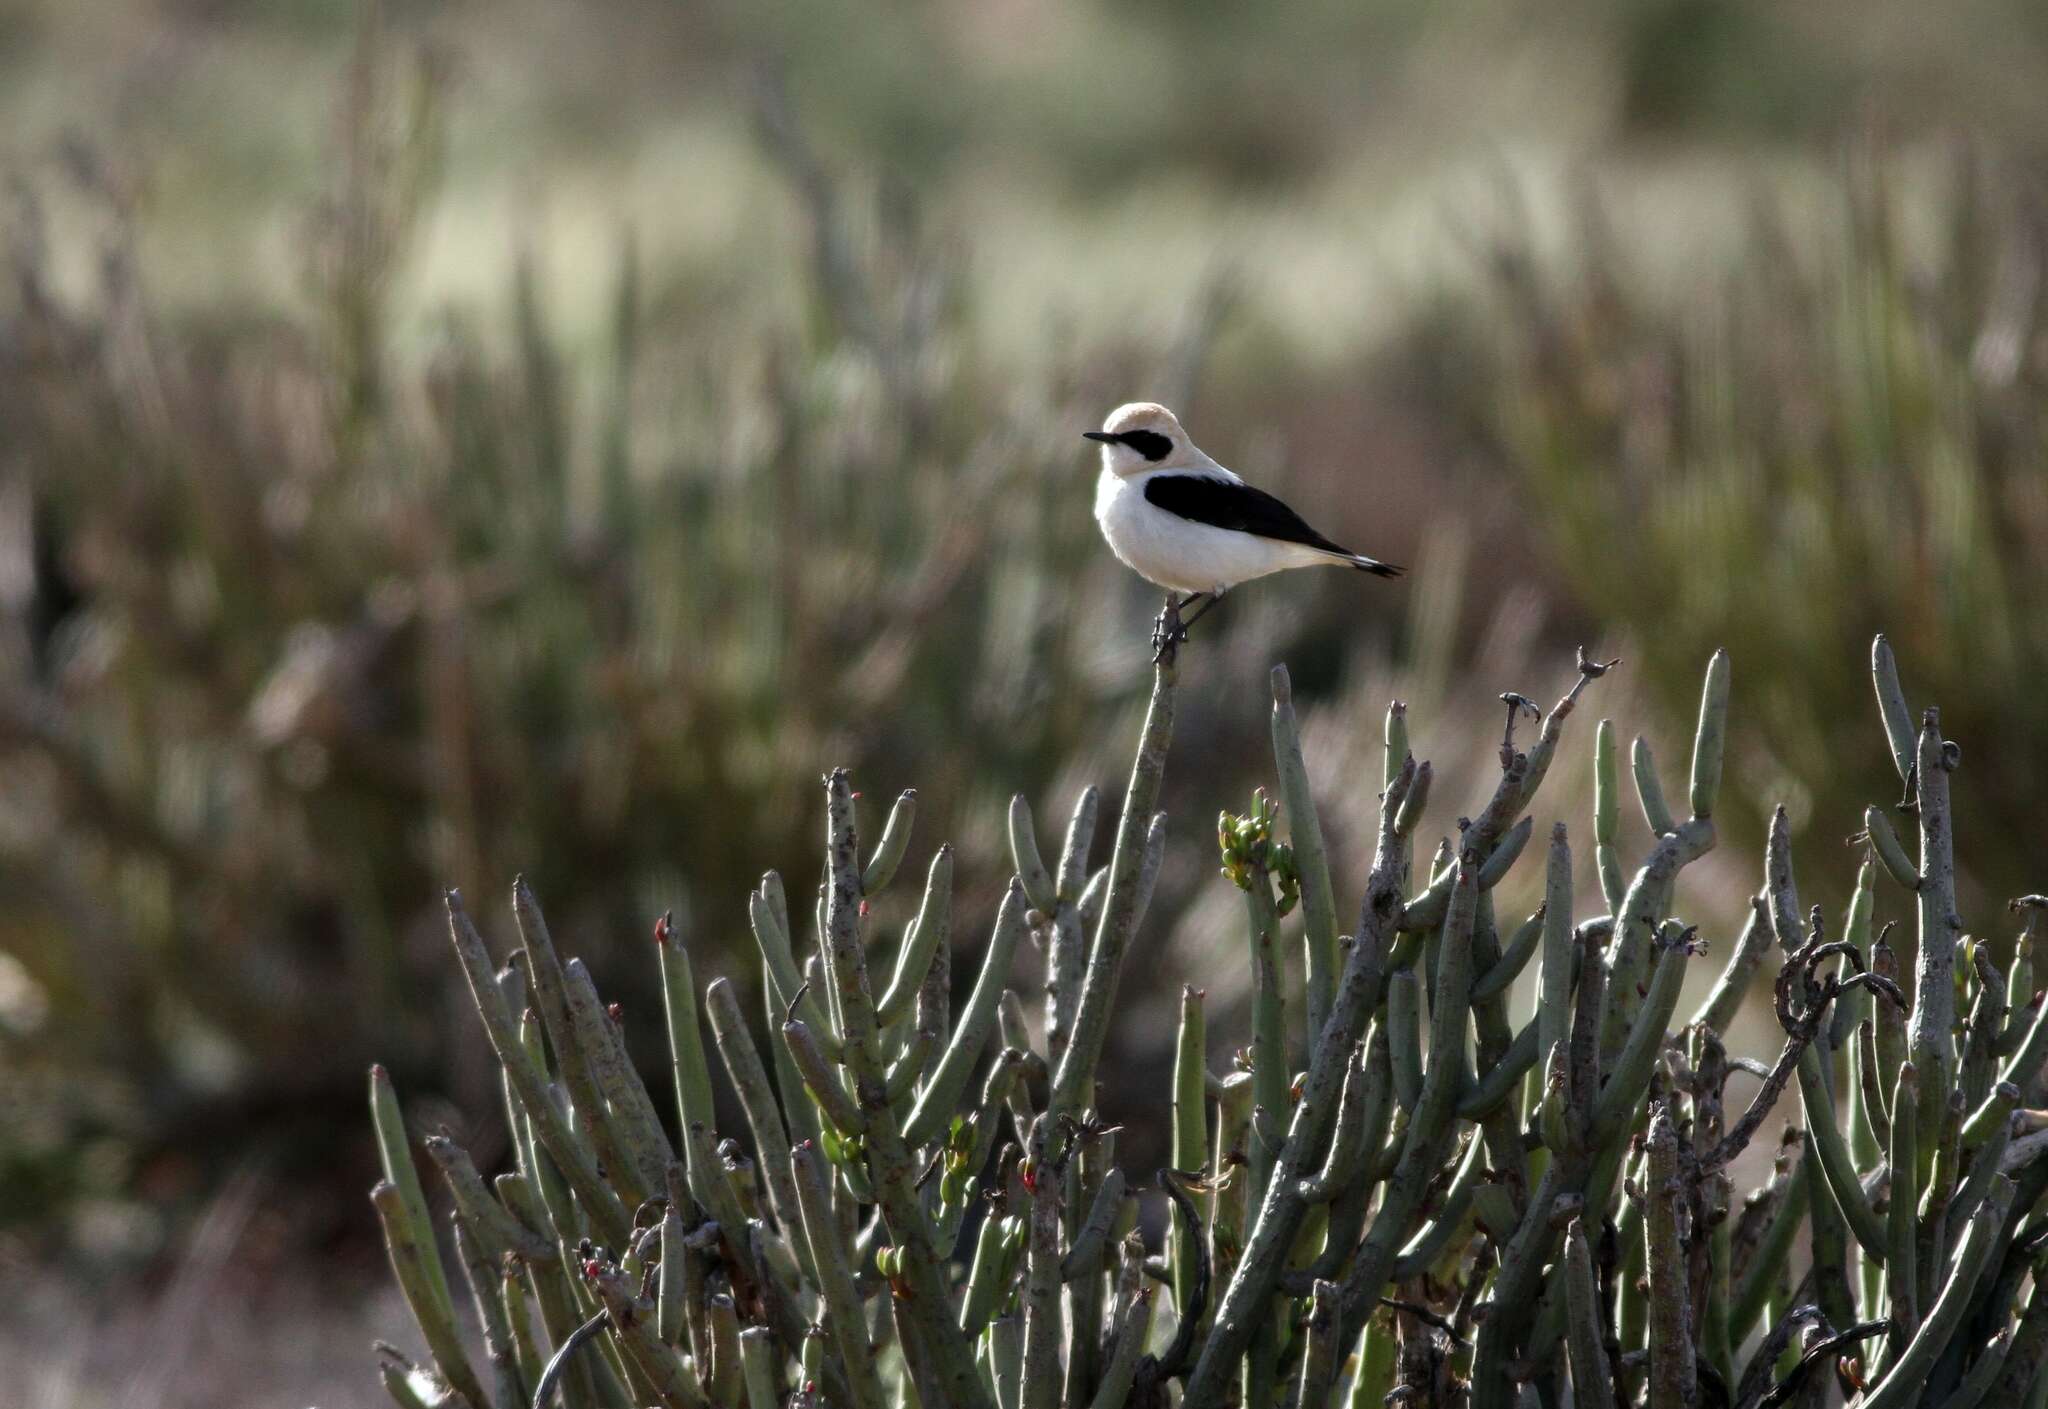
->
1350, 554, 1402, 578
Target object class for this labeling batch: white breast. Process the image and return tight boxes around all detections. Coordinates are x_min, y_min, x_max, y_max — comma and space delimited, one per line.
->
1093, 469, 1314, 595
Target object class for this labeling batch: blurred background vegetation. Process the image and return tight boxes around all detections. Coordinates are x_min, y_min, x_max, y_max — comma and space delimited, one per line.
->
3, 0, 2047, 1401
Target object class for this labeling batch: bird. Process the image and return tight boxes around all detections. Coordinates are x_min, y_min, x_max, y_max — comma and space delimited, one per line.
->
1085, 401, 1400, 659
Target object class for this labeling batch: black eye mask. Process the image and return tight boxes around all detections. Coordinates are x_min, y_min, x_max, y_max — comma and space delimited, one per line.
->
1114, 429, 1173, 461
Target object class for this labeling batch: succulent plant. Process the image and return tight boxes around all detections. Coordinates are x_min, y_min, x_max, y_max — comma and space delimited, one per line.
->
372, 633, 2048, 1408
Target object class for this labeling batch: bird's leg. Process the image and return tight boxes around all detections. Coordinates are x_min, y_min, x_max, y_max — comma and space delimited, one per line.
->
1152, 593, 1202, 665
1177, 593, 1222, 631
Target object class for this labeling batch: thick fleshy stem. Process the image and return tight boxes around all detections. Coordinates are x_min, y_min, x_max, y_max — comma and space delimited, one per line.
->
444, 892, 630, 1248
902, 882, 1028, 1148
1170, 984, 1208, 1318
1905, 696, 1963, 1151
370, 1065, 459, 1328
1179, 752, 1419, 1409
1049, 658, 1177, 1123
791, 1141, 888, 1409
1563, 1218, 1619, 1409
1272, 664, 1341, 1043
1861, 1176, 2015, 1409
1087, 1287, 1154, 1409
817, 769, 989, 1409
372, 1180, 491, 1409
1645, 1102, 1695, 1409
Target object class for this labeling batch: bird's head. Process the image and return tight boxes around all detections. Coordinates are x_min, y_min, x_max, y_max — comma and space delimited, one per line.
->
1084, 402, 1204, 476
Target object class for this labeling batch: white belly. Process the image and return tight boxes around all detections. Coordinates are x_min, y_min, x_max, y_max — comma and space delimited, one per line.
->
1094, 469, 1322, 594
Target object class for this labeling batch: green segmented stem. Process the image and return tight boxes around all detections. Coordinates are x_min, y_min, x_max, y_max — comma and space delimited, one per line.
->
1539, 824, 1574, 1067
1963, 1081, 2020, 1149
444, 892, 630, 1248
1910, 705, 1962, 1150
372, 1181, 491, 1409
1242, 862, 1288, 1211
1062, 1169, 1126, 1283
1300, 1047, 1372, 1202
1471, 904, 1544, 1004
1272, 664, 1340, 1043
749, 878, 836, 1056
1644, 1104, 1693, 1409
586, 1264, 712, 1409
1563, 1218, 1619, 1409
1937, 1328, 2013, 1409
782, 1017, 865, 1136
1393, 760, 1433, 843
1386, 969, 1421, 1113
904, 880, 1027, 1147
422, 1135, 554, 1263
1690, 897, 1771, 1034
1087, 1287, 1154, 1409
1798, 1035, 1887, 1258
737, 1327, 780, 1409
1731, 1152, 1809, 1344
656, 1198, 688, 1348
1632, 735, 1676, 836
509, 877, 643, 1214
1045, 788, 1100, 1068
1592, 922, 1694, 1144
1327, 852, 1477, 1335
987, 1314, 1023, 1409
1872, 634, 1918, 785
703, 1296, 740, 1406
791, 1141, 888, 1409
502, 1259, 546, 1395
2000, 983, 2048, 1096
561, 957, 667, 1204
378, 1356, 435, 1409
1863, 1176, 2014, 1409
452, 1214, 527, 1409
1182, 753, 1424, 1408
1291, 1280, 1342, 1409
1477, 815, 1534, 892
702, 978, 808, 1275
1171, 984, 1207, 1314
877, 848, 952, 1029
1866, 805, 1920, 890
369, 1066, 458, 1328
1947, 1090, 2014, 1238
1688, 648, 1729, 817
861, 789, 916, 895
1049, 658, 1177, 1123
1390, 1130, 1484, 1278
1008, 793, 1058, 913
961, 1211, 1018, 1336
1458, 1016, 1537, 1121
1019, 1118, 1064, 1409
1593, 718, 1624, 911
1344, 1308, 1396, 1409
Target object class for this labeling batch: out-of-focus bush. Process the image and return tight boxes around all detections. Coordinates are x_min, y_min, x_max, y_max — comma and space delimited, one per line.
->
0, 23, 1440, 1261
0, 41, 1142, 1251
1460, 145, 2048, 912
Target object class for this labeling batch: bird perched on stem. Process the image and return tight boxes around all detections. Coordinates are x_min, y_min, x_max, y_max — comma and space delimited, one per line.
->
1086, 402, 1400, 662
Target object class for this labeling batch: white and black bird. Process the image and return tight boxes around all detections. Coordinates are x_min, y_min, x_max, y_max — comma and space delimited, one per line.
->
1086, 402, 1400, 658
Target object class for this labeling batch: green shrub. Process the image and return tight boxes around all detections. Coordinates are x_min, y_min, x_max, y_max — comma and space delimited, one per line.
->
374, 635, 2048, 1407
1473, 149, 2048, 922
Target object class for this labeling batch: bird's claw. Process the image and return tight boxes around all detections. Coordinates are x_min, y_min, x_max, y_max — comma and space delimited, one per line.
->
1152, 598, 1188, 666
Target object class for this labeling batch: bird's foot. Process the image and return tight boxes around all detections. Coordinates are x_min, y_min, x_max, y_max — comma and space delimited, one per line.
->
1151, 596, 1189, 666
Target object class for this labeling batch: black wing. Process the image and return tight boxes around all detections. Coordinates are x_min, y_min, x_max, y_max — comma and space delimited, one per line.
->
1143, 474, 1355, 555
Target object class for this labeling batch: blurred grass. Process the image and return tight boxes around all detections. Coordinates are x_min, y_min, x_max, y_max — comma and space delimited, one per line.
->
0, 6, 2047, 1394
1456, 137, 2048, 918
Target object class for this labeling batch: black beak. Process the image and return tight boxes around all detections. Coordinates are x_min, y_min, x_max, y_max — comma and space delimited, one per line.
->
1082, 431, 1119, 444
